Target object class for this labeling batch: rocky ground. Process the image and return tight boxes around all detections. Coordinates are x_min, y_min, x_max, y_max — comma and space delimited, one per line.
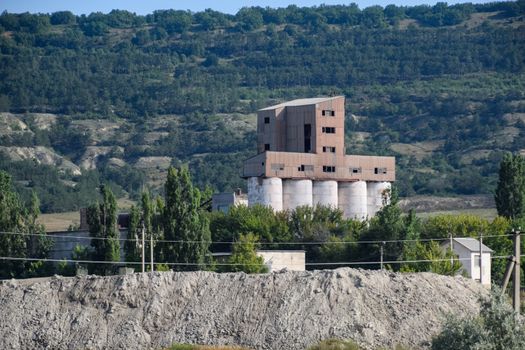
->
0, 268, 488, 350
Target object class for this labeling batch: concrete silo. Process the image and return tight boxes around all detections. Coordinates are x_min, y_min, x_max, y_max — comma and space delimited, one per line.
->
338, 181, 368, 220
313, 180, 338, 208
367, 182, 392, 217
247, 177, 283, 211
283, 179, 313, 210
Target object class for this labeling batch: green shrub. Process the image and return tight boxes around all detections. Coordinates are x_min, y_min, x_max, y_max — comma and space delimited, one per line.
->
432, 289, 525, 350
164, 345, 197, 350
307, 338, 362, 350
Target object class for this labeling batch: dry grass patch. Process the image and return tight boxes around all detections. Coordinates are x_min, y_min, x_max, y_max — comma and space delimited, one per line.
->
390, 140, 444, 161
38, 211, 79, 232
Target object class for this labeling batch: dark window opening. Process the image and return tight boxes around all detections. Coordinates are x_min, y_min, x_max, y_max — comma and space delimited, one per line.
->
299, 164, 314, 172
323, 166, 336, 173
322, 110, 335, 117
374, 167, 387, 174
323, 146, 336, 153
264, 117, 270, 124
322, 127, 335, 134
351, 167, 362, 174
264, 144, 270, 151
304, 124, 312, 152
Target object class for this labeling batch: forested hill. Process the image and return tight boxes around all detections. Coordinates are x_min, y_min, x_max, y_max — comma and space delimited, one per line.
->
0, 2, 524, 212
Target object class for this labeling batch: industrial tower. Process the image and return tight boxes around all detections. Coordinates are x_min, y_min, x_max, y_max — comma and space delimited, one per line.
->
242, 96, 395, 219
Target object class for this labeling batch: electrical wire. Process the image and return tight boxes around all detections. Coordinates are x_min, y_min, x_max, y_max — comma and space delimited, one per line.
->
0, 254, 519, 267
0, 230, 516, 246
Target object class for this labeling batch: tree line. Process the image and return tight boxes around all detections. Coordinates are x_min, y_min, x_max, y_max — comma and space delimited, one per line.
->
2, 151, 525, 284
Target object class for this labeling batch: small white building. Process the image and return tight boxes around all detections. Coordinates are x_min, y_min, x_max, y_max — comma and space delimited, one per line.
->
257, 250, 305, 272
442, 237, 493, 287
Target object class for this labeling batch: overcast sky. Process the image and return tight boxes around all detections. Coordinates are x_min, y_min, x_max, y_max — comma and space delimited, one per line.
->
0, 0, 496, 15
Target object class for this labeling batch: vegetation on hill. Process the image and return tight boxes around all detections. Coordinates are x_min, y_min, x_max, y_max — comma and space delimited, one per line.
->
0, 2, 524, 211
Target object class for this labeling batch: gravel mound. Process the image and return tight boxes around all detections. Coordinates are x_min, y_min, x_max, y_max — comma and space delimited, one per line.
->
0, 268, 488, 349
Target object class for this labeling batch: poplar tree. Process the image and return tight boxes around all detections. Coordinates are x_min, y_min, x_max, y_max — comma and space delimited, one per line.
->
87, 184, 119, 274
124, 204, 141, 264
162, 166, 210, 270
0, 172, 51, 278
495, 153, 525, 220
0, 171, 27, 278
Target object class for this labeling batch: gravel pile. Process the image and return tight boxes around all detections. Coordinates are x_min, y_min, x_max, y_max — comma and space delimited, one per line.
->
0, 268, 488, 349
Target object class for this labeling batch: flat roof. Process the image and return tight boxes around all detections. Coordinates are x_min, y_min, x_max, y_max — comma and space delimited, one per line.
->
259, 96, 343, 111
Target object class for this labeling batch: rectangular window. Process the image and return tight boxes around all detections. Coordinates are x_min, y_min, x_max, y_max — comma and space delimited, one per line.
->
322, 127, 336, 134
474, 254, 481, 267
374, 167, 387, 174
264, 144, 270, 151
298, 164, 314, 172
323, 146, 336, 153
351, 167, 362, 174
271, 163, 284, 171
304, 124, 311, 152
264, 117, 270, 124
322, 110, 335, 117
322, 166, 336, 173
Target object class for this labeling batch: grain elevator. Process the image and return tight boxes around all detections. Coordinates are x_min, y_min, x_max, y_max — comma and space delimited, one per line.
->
243, 96, 395, 219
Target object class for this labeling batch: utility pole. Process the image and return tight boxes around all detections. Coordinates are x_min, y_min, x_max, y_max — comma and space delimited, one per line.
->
380, 241, 385, 270
449, 233, 454, 266
141, 220, 145, 273
513, 228, 521, 314
150, 231, 154, 272
479, 233, 483, 285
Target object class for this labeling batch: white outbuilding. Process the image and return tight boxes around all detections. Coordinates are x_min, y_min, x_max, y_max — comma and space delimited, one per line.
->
442, 237, 493, 287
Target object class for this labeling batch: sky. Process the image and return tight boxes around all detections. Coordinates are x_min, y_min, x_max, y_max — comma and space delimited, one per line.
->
0, 0, 497, 15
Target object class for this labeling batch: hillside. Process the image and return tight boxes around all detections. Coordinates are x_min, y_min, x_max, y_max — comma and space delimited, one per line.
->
0, 269, 488, 349
0, 2, 524, 211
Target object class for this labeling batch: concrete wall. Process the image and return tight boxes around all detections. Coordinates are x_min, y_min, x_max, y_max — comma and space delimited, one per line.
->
212, 192, 248, 213
257, 250, 305, 272
48, 229, 129, 262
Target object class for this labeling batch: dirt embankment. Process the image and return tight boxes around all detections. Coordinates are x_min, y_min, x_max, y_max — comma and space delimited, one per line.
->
0, 269, 487, 350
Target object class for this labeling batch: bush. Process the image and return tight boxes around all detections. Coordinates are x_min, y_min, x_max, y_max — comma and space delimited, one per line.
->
432, 289, 525, 350
307, 339, 362, 350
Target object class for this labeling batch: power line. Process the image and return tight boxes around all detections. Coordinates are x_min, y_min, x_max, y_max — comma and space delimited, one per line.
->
0, 254, 519, 267
0, 230, 515, 246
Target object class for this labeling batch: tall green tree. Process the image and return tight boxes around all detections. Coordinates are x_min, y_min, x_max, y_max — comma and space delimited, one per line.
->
0, 172, 51, 278
495, 153, 525, 220
87, 184, 119, 274
124, 204, 141, 265
359, 187, 406, 267
0, 171, 27, 278
24, 191, 52, 276
227, 233, 268, 274
162, 166, 210, 271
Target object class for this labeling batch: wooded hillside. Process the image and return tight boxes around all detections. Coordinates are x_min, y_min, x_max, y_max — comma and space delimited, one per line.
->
0, 2, 524, 212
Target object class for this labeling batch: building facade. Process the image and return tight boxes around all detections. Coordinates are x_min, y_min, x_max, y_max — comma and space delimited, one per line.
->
442, 237, 492, 287
243, 96, 395, 219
